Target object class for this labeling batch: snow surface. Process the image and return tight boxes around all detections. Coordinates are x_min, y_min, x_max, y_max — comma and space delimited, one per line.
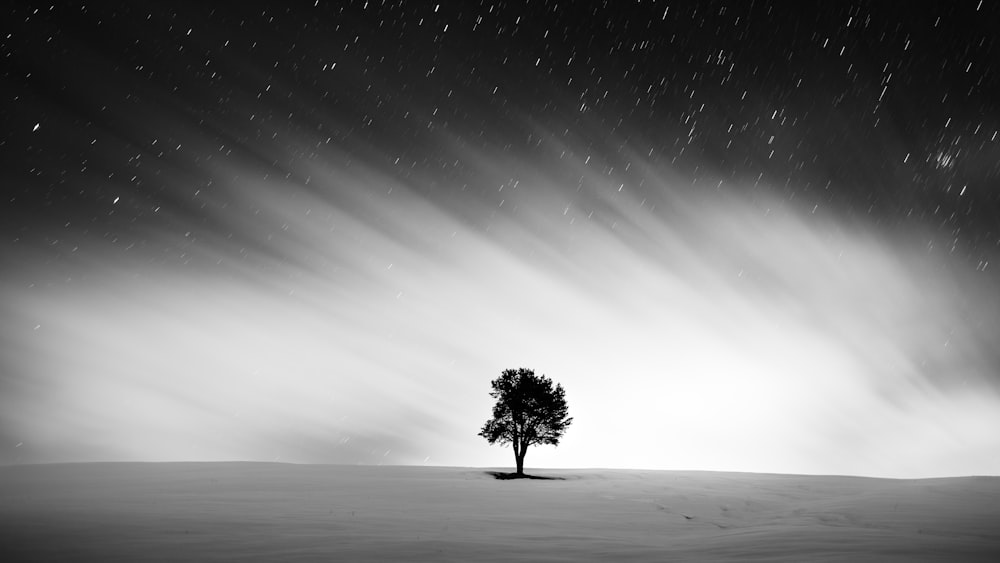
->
1, 463, 998, 561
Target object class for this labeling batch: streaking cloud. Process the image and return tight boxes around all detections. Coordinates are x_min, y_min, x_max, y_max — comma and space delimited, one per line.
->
3, 137, 998, 478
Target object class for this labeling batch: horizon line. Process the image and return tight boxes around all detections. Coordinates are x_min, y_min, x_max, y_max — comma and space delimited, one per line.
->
2, 460, 996, 480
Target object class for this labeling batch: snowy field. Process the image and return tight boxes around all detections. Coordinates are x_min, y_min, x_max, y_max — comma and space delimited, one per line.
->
1, 463, 998, 561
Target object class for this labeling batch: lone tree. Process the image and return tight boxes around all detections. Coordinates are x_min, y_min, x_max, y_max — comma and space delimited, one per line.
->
478, 368, 572, 476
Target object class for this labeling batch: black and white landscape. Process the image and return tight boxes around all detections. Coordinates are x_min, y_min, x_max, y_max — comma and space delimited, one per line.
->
1, 1, 999, 559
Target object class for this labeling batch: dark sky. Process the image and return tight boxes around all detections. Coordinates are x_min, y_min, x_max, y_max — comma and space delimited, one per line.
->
1, 1, 998, 477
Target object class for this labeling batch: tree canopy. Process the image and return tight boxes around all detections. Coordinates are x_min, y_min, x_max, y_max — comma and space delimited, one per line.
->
478, 368, 572, 476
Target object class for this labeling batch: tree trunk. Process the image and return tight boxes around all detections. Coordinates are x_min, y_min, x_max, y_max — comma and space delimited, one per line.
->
514, 444, 526, 475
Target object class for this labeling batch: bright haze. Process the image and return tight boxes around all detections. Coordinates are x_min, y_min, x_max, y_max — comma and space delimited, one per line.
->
2, 2, 999, 478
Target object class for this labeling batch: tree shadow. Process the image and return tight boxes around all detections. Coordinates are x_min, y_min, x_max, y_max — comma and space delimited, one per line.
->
486, 471, 566, 480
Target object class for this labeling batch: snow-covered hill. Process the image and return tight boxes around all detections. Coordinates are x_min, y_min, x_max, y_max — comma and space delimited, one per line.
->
1, 463, 997, 561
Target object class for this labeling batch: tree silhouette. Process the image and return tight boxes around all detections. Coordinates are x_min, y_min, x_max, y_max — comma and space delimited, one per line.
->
478, 368, 572, 476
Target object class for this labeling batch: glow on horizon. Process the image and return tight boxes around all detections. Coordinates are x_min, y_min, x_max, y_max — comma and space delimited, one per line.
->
2, 147, 999, 479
